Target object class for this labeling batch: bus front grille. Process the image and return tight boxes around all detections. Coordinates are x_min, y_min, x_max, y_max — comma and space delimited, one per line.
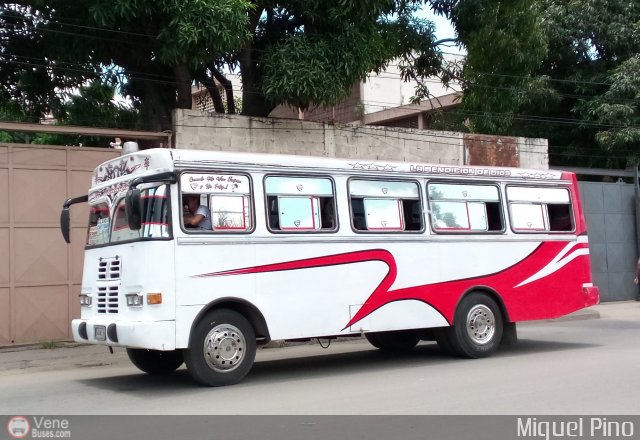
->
97, 286, 119, 314
98, 258, 121, 280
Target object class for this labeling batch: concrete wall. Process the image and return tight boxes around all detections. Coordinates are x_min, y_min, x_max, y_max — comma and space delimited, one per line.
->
361, 62, 461, 116
173, 110, 549, 169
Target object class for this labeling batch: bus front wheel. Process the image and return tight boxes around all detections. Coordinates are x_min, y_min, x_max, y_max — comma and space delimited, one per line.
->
447, 293, 503, 358
184, 309, 257, 387
126, 348, 184, 374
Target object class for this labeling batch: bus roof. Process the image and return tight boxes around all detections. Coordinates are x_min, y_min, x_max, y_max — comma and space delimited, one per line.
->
91, 147, 566, 189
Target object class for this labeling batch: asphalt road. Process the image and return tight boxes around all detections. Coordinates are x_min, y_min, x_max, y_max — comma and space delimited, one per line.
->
1, 301, 638, 415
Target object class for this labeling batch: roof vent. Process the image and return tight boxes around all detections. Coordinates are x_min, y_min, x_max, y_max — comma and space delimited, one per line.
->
123, 142, 139, 154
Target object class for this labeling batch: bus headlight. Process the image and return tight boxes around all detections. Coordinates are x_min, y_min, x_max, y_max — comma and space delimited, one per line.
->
79, 294, 92, 306
126, 294, 144, 307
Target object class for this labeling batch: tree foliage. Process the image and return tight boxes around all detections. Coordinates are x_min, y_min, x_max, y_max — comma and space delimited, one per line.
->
457, 0, 640, 168
1, 0, 450, 130
7, 0, 635, 169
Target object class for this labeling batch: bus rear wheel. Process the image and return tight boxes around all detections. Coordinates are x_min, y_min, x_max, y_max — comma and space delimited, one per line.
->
126, 348, 184, 374
184, 309, 256, 387
447, 292, 503, 358
365, 330, 420, 352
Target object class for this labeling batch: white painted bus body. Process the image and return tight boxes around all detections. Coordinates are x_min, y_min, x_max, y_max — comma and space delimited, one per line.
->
71, 148, 599, 353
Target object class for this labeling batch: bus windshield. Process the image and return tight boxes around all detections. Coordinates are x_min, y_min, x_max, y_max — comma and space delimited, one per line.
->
86, 185, 171, 247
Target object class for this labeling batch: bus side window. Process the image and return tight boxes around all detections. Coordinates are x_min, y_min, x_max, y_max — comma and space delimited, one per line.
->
351, 198, 366, 231
267, 195, 280, 230
319, 196, 335, 229
264, 176, 336, 232
548, 204, 573, 231
402, 199, 423, 231
507, 186, 573, 233
428, 182, 502, 233
486, 202, 504, 231
349, 179, 422, 232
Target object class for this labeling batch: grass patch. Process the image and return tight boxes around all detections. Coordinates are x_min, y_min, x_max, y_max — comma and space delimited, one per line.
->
40, 340, 59, 349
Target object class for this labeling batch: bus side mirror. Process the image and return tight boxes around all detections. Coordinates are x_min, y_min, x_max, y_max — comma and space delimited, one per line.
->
126, 188, 142, 230
60, 208, 71, 243
60, 195, 88, 244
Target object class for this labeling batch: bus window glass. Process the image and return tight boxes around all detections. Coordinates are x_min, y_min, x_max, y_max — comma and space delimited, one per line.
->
181, 173, 253, 233
265, 176, 336, 232
428, 183, 502, 233
350, 180, 420, 198
86, 202, 111, 246
507, 187, 570, 203
429, 184, 499, 201
141, 185, 171, 238
468, 202, 488, 230
507, 186, 573, 233
510, 204, 545, 230
363, 199, 404, 230
210, 195, 249, 230
111, 199, 142, 243
349, 179, 422, 232
278, 196, 320, 230
265, 176, 333, 196
431, 201, 470, 230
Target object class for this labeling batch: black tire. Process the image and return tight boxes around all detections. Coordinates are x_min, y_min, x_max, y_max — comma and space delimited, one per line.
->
126, 348, 184, 374
365, 330, 420, 352
446, 292, 504, 358
184, 309, 256, 387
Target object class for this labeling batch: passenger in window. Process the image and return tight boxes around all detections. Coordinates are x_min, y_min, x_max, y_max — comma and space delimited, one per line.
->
183, 194, 212, 230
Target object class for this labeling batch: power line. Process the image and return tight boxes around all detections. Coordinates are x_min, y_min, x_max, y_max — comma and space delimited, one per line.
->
2, 7, 633, 91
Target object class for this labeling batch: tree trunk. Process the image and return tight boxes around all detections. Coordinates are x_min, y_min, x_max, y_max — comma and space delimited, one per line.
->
141, 81, 172, 134
238, 7, 276, 117
211, 69, 236, 114
200, 76, 226, 113
173, 63, 193, 109
239, 51, 276, 117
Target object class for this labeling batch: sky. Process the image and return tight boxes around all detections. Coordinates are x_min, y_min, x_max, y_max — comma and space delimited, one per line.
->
416, 7, 466, 58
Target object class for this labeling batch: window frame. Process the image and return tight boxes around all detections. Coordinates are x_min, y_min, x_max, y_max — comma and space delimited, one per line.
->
347, 177, 425, 234
263, 174, 339, 234
426, 180, 505, 235
179, 171, 255, 235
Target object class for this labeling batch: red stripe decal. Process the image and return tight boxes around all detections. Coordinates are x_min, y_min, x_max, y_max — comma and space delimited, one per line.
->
193, 241, 594, 329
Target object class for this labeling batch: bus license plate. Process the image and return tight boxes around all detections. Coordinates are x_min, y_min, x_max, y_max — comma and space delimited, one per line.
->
94, 325, 106, 341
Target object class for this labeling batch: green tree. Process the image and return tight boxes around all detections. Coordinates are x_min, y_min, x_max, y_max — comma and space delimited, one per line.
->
2, 0, 550, 135
457, 0, 640, 168
32, 80, 139, 147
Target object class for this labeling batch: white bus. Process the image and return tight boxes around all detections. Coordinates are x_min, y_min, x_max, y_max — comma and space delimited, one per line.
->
60, 147, 599, 386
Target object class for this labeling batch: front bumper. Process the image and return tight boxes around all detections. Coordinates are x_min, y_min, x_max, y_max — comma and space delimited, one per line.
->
72, 318, 176, 351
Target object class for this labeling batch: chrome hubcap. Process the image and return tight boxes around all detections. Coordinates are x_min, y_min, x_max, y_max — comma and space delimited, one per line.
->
466, 304, 495, 345
203, 324, 245, 372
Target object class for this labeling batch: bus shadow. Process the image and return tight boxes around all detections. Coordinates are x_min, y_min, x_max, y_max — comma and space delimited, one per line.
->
498, 338, 598, 357
77, 338, 597, 393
